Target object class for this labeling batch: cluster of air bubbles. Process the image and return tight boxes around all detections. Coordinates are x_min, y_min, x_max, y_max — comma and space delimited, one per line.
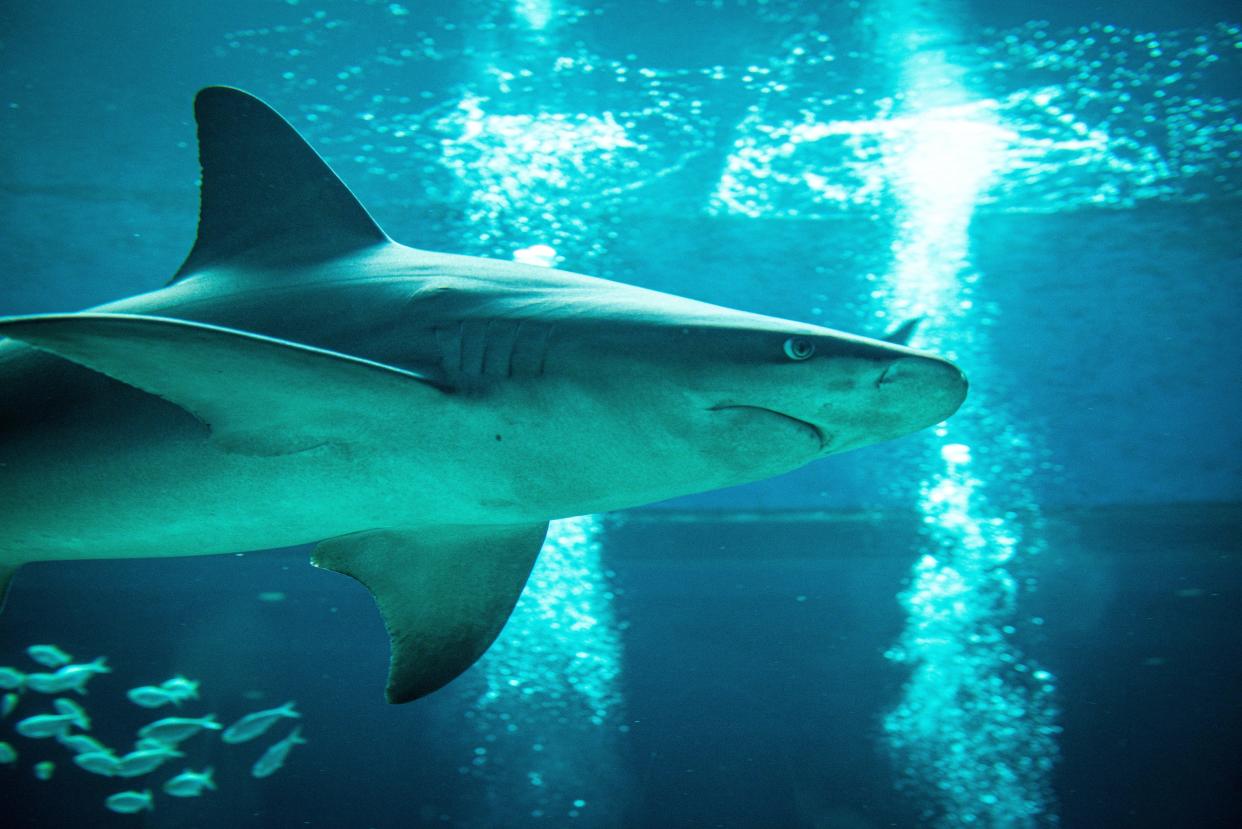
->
872, 131, 1062, 821
874, 177, 1062, 829
876, 291, 1059, 827
460, 516, 624, 822
473, 516, 623, 728
851, 12, 1069, 820
883, 638, 1060, 828
883, 463, 1061, 828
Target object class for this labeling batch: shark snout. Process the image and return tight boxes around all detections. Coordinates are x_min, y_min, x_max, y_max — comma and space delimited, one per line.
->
714, 347, 968, 458
880, 355, 967, 410
869, 354, 968, 437
794, 352, 967, 455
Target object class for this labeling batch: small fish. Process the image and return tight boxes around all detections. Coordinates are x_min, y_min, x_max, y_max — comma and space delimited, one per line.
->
163, 766, 216, 797
0, 741, 16, 764
16, 712, 82, 739
24, 672, 70, 694
116, 745, 184, 778
159, 675, 200, 701
57, 733, 109, 755
26, 658, 109, 695
251, 726, 306, 778
26, 645, 72, 668
52, 657, 111, 694
127, 686, 182, 709
2, 692, 19, 717
105, 789, 154, 814
74, 751, 122, 777
138, 714, 221, 744
0, 666, 25, 690
222, 701, 300, 744
33, 760, 55, 781
53, 697, 91, 729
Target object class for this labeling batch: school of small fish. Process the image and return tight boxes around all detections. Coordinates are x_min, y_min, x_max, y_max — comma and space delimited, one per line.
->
1, 644, 307, 816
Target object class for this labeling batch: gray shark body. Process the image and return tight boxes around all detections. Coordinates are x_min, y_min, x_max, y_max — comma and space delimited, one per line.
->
0, 88, 966, 702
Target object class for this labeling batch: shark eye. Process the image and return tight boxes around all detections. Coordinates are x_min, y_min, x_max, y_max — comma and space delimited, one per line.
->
783, 337, 815, 361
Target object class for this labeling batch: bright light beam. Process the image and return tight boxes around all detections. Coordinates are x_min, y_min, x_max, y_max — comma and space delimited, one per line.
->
868, 4, 1062, 827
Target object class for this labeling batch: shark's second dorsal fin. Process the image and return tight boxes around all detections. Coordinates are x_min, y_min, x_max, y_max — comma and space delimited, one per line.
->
171, 86, 389, 282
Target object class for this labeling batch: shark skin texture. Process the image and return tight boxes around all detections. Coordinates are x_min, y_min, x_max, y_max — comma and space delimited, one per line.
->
0, 87, 968, 703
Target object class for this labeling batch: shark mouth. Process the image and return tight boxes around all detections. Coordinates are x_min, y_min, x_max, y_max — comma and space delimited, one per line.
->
709, 405, 828, 452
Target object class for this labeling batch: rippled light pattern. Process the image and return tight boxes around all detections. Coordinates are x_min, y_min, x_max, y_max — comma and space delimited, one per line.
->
435, 95, 640, 246
711, 22, 1240, 219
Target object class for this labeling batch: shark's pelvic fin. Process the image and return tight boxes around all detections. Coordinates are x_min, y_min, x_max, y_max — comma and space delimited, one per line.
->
0, 313, 444, 456
312, 523, 550, 703
172, 86, 390, 282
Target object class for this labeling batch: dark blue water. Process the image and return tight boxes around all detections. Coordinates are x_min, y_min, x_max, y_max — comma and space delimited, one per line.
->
1, 1, 1239, 827
1, 507, 1239, 827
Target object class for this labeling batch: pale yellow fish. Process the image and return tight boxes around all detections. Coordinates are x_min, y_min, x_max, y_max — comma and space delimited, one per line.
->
26, 645, 72, 668
105, 790, 153, 814
163, 767, 216, 797
74, 751, 122, 777
222, 701, 299, 744
251, 726, 306, 778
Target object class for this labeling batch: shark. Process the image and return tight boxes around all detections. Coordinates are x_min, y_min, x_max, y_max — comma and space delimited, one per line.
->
0, 87, 967, 703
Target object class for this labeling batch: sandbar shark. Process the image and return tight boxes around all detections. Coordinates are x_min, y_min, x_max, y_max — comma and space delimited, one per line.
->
0, 87, 966, 702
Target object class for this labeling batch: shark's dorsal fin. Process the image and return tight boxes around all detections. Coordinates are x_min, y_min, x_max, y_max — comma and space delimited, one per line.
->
171, 86, 389, 282
313, 524, 549, 703
881, 316, 924, 346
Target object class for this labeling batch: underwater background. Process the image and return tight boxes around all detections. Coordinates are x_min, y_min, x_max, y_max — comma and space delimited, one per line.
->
0, 0, 1239, 826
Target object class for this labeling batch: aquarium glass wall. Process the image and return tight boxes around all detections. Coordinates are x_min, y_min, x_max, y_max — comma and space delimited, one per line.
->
0, 1, 1238, 827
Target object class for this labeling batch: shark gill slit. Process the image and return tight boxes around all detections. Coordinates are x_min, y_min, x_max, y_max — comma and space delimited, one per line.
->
479, 318, 492, 377
456, 319, 466, 376
536, 323, 551, 377
434, 324, 459, 375
507, 319, 525, 379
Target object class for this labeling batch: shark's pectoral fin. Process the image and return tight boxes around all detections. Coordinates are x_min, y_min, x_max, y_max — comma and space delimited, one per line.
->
0, 313, 446, 456
312, 524, 549, 704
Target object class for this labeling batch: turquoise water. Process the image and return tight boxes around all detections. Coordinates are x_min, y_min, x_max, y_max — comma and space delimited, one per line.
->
1, 1, 1239, 827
